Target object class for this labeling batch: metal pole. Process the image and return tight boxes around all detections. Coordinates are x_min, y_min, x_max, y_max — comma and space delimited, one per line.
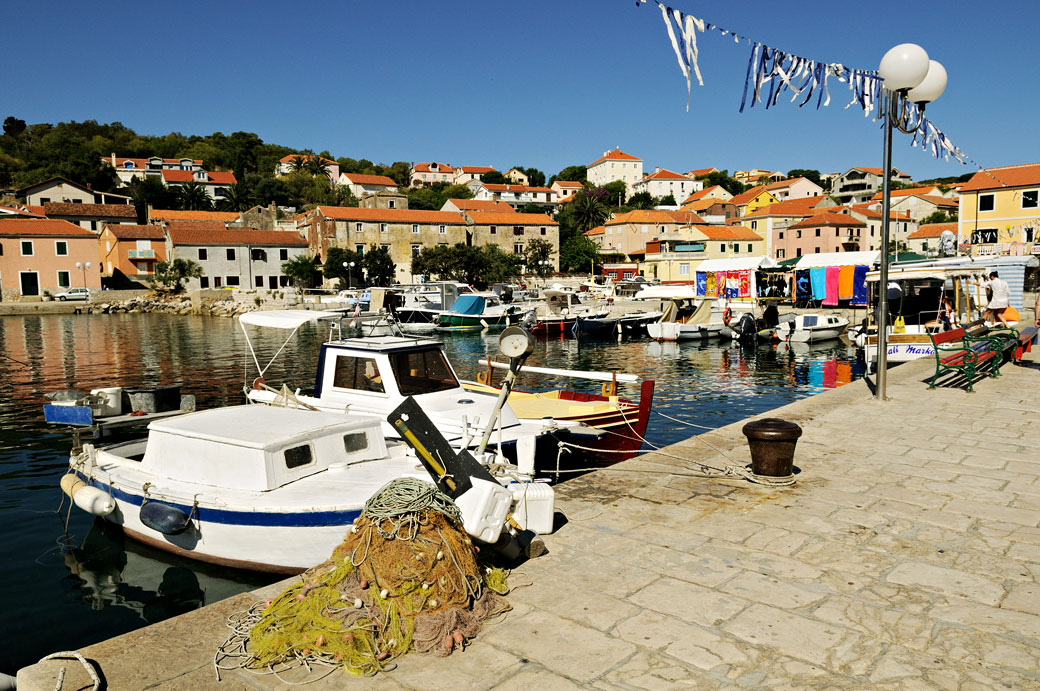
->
876, 94, 895, 400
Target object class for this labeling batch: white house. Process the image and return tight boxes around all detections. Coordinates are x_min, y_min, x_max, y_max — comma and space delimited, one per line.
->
586, 148, 643, 200
631, 168, 702, 201
275, 155, 340, 182
765, 177, 824, 200
466, 182, 557, 210
453, 166, 496, 185
551, 181, 583, 202
337, 173, 399, 199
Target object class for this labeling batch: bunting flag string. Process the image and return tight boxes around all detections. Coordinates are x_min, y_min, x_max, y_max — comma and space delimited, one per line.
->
638, 0, 969, 165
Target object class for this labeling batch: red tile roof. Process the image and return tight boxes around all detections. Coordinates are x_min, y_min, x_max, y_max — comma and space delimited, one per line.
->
161, 170, 237, 185
446, 199, 515, 212
553, 181, 583, 188
728, 185, 772, 206
585, 225, 605, 236
313, 206, 465, 224
642, 168, 691, 181
687, 168, 718, 177
606, 209, 706, 226
743, 196, 830, 218
690, 225, 762, 241
166, 221, 228, 234
42, 202, 137, 218
465, 211, 556, 226
458, 166, 496, 174
412, 162, 454, 174
340, 173, 398, 186
908, 222, 956, 239
169, 228, 307, 246
868, 185, 939, 200
0, 204, 45, 218
959, 162, 1040, 192
588, 149, 642, 167
0, 218, 97, 236
790, 212, 866, 228
208, 171, 237, 185
104, 224, 165, 240
150, 209, 240, 222
765, 177, 816, 190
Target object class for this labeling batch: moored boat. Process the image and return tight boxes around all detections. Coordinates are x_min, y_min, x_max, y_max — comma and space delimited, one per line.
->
436, 293, 533, 331
773, 314, 850, 343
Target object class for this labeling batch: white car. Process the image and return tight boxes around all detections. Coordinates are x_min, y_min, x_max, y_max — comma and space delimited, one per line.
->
55, 287, 90, 301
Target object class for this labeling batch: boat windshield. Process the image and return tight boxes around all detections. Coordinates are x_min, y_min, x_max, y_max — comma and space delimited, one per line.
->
390, 348, 459, 395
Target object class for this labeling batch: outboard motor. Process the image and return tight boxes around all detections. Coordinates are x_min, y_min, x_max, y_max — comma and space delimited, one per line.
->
735, 312, 758, 342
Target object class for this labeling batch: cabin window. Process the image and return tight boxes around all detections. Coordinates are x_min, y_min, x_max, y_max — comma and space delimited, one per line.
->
343, 432, 368, 453
332, 355, 385, 393
284, 444, 313, 469
803, 316, 818, 327
390, 348, 458, 395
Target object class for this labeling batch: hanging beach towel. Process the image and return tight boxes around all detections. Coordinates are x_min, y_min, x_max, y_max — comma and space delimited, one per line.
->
716, 271, 728, 299
838, 265, 855, 299
810, 267, 827, 301
738, 270, 751, 297
795, 270, 812, 300
706, 272, 717, 297
823, 266, 840, 306
851, 265, 868, 306
695, 271, 707, 296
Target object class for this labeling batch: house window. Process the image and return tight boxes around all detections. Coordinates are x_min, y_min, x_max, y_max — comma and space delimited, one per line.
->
226, 275, 240, 286
836, 228, 840, 237
678, 263, 690, 275
356, 223, 363, 232
214, 276, 222, 287
490, 225, 497, 235
796, 230, 802, 238
380, 223, 388, 233
255, 276, 264, 287
513, 226, 523, 236
411, 243, 421, 257
439, 225, 446, 234
815, 228, 821, 237
57, 271, 71, 288
514, 243, 524, 254
41, 197, 51, 203
1025, 227, 1036, 243
251, 248, 267, 261
1022, 190, 1038, 209
777, 249, 785, 259
226, 248, 236, 261
751, 220, 757, 230
796, 248, 802, 257
200, 276, 209, 288
21, 241, 33, 256
971, 228, 998, 244
412, 224, 419, 234
388, 200, 396, 209
747, 244, 753, 252
719, 243, 725, 252
815, 248, 821, 253
380, 244, 390, 251
55, 241, 68, 256
198, 248, 208, 260
540, 227, 547, 236
978, 194, 995, 212
355, 244, 365, 254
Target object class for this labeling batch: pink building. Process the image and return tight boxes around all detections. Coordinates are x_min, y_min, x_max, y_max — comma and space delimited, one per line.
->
0, 219, 102, 298
778, 212, 865, 260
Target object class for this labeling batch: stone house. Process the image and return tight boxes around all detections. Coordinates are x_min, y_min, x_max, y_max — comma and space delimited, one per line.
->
462, 211, 559, 270
166, 226, 309, 290
601, 209, 706, 258
42, 202, 138, 232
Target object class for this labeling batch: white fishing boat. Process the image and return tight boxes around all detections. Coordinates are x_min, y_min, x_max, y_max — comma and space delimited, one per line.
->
240, 310, 610, 476
646, 296, 725, 342
773, 314, 850, 343
393, 282, 475, 327
62, 405, 431, 573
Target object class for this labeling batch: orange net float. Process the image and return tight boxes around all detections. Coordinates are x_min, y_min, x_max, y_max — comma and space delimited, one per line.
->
252, 377, 266, 390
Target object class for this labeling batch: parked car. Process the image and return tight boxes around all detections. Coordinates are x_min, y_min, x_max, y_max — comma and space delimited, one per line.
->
54, 287, 90, 301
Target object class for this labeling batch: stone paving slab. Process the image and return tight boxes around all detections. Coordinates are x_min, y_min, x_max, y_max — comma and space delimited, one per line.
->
18, 342, 1040, 689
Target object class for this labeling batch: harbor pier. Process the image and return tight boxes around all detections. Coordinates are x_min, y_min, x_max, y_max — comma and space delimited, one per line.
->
18, 347, 1040, 688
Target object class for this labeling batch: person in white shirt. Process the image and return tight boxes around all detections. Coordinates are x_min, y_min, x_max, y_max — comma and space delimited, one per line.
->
983, 271, 1010, 327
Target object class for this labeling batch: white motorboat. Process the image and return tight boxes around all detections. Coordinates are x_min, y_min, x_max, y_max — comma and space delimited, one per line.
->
240, 311, 607, 477
646, 297, 725, 342
62, 405, 433, 573
773, 314, 850, 343
393, 282, 475, 327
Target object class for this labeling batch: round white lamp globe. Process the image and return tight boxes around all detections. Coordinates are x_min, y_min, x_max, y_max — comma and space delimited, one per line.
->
906, 60, 947, 104
878, 43, 930, 91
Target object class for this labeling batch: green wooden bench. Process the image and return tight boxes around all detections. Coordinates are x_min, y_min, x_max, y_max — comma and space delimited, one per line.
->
927, 327, 999, 392
1013, 326, 1039, 363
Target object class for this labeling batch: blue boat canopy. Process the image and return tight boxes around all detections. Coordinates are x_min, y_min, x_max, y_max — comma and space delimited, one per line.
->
449, 294, 486, 315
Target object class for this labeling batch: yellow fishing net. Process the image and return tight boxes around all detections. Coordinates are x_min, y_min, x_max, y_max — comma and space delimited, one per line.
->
216, 478, 510, 678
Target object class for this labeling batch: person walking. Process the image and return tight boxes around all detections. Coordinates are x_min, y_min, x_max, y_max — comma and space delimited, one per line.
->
983, 271, 1011, 327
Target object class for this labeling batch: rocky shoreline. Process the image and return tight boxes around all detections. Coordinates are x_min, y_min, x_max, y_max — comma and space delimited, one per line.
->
84, 293, 284, 317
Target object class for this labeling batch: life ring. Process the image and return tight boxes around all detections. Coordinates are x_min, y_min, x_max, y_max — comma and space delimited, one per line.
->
252, 376, 266, 390
722, 307, 732, 326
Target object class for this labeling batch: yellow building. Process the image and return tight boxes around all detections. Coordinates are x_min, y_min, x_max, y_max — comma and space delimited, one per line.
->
958, 162, 1040, 256
730, 185, 779, 218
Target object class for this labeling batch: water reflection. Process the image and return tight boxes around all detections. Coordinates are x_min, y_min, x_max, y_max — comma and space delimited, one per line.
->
0, 313, 864, 673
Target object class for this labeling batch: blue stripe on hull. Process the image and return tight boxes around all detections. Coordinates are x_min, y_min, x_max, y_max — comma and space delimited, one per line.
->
75, 471, 362, 527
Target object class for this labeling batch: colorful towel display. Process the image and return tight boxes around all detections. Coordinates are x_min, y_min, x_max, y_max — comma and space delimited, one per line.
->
695, 271, 707, 295
823, 266, 840, 306
795, 270, 812, 300
851, 265, 869, 305
810, 268, 827, 301
838, 265, 855, 300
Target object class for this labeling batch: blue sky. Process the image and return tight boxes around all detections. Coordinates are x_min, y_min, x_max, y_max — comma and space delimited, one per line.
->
5, 1, 1037, 182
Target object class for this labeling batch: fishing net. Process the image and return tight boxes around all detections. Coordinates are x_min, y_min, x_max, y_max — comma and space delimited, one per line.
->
216, 477, 510, 679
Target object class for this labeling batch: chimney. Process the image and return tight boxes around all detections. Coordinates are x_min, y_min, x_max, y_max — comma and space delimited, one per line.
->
111, 152, 117, 166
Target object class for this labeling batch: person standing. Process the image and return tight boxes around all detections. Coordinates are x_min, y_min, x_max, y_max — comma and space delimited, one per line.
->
983, 271, 1011, 327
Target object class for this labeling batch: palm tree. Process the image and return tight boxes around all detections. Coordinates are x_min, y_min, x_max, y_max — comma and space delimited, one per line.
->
289, 155, 308, 173
307, 156, 331, 179
177, 181, 213, 211
217, 183, 253, 212
572, 189, 608, 232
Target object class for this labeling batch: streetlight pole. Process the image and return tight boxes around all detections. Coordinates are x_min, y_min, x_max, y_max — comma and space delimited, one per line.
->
343, 261, 355, 289
75, 261, 91, 289
875, 44, 947, 401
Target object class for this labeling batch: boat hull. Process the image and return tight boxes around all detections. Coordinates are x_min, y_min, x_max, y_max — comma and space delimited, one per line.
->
648, 322, 723, 342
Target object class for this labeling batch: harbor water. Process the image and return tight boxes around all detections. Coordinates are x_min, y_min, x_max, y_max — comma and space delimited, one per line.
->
0, 312, 864, 674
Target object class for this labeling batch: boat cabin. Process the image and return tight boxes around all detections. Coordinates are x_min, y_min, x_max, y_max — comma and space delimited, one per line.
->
141, 406, 389, 492
313, 336, 463, 400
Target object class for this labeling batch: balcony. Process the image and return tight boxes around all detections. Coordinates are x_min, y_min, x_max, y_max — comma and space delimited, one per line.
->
128, 249, 156, 259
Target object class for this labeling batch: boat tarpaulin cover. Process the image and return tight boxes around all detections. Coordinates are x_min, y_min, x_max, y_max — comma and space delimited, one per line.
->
238, 310, 344, 329
447, 295, 486, 315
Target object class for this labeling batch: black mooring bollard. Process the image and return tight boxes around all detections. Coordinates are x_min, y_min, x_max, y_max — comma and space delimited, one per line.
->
741, 418, 802, 478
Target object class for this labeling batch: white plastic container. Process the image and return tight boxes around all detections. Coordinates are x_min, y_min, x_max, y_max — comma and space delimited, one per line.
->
507, 481, 555, 535
90, 387, 123, 417
453, 478, 512, 543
